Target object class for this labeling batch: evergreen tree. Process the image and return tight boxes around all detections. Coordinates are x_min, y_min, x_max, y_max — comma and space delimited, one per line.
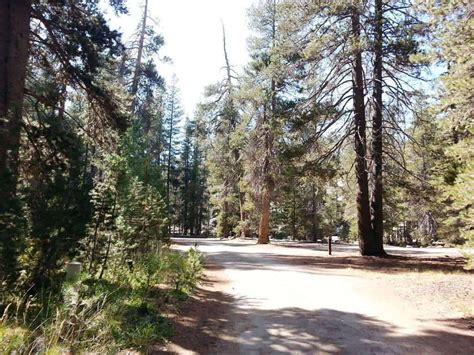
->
203, 25, 245, 238
244, 0, 285, 244
162, 79, 184, 232
424, 0, 473, 244
275, 0, 427, 255
180, 118, 194, 235
177, 116, 209, 236
190, 117, 209, 235
0, 0, 129, 282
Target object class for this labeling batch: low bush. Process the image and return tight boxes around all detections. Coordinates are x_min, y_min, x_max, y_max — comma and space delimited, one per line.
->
0, 247, 203, 353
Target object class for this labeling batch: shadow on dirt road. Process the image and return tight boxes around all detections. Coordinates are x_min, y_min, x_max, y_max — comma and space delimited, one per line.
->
159, 238, 473, 354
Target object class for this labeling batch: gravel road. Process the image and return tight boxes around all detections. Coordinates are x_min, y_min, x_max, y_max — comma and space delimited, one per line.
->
167, 238, 473, 355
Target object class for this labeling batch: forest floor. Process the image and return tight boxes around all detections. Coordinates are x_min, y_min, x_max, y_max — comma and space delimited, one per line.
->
155, 238, 474, 354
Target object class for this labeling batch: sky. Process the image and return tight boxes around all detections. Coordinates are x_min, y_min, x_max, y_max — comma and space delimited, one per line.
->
106, 0, 256, 116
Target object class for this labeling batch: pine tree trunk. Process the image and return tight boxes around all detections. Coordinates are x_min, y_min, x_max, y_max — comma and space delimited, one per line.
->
183, 157, 189, 236
257, 117, 274, 244
222, 23, 233, 100
257, 0, 277, 245
166, 100, 174, 234
238, 190, 244, 234
221, 25, 237, 240
197, 195, 203, 236
370, 0, 386, 256
0, 0, 31, 281
131, 0, 148, 103
257, 138, 274, 244
156, 120, 162, 166
221, 198, 230, 238
238, 189, 251, 238
351, 9, 375, 256
292, 186, 297, 240
311, 184, 318, 241
99, 194, 117, 279
258, 188, 271, 244
0, 0, 31, 209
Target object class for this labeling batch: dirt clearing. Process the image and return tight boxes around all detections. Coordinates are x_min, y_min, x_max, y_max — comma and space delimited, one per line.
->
159, 239, 473, 354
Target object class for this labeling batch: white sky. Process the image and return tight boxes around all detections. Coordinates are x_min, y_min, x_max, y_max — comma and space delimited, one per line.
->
107, 0, 256, 116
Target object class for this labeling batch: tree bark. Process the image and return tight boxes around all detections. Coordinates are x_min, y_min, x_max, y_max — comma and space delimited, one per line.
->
351, 9, 375, 255
0, 0, 32, 281
292, 185, 297, 240
258, 108, 274, 245
311, 184, 318, 241
239, 189, 251, 238
370, 0, 386, 256
258, 188, 271, 244
183, 150, 189, 236
0, 0, 31, 210
221, 198, 230, 238
99, 193, 117, 279
257, 108, 275, 244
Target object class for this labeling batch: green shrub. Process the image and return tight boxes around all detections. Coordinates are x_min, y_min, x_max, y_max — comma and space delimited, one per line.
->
164, 248, 203, 293
0, 246, 203, 353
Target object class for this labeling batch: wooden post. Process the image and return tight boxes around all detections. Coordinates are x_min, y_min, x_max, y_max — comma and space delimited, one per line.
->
328, 236, 332, 255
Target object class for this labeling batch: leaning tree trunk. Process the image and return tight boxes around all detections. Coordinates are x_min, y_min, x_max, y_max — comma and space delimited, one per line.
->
0, 0, 32, 281
351, 9, 375, 256
369, 0, 386, 256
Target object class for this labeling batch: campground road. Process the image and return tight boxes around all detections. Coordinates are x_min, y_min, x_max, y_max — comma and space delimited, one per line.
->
169, 238, 473, 354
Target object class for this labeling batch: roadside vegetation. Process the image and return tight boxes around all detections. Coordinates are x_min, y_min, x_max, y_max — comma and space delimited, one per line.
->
1, 247, 202, 353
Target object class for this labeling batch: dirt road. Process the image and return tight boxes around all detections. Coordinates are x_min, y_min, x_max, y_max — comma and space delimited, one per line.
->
166, 238, 473, 354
